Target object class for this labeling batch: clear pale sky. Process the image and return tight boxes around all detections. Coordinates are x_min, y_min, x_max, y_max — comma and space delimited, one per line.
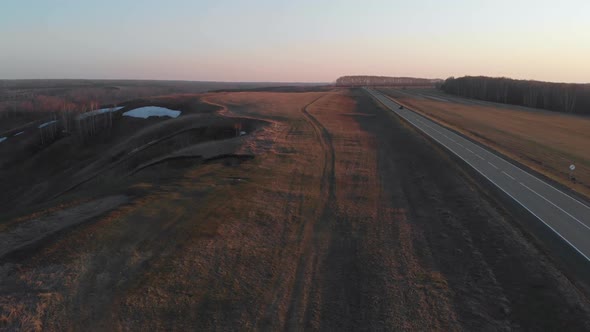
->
1, 0, 589, 83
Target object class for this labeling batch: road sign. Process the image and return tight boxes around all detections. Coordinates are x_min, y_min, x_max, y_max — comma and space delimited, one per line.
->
570, 164, 576, 171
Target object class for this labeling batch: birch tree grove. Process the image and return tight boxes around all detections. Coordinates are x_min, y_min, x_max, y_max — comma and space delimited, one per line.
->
441, 76, 590, 115
335, 76, 442, 87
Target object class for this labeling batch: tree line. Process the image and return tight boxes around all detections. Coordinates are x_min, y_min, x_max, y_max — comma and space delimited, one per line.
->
336, 76, 441, 87
441, 76, 590, 115
37, 104, 118, 147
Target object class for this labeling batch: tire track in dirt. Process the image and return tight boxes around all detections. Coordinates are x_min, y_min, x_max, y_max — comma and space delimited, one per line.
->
258, 167, 307, 327
284, 94, 337, 330
285, 92, 369, 330
300, 96, 336, 201
306, 91, 375, 330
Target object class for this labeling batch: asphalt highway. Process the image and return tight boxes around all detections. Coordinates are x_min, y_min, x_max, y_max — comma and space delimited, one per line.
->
365, 87, 590, 262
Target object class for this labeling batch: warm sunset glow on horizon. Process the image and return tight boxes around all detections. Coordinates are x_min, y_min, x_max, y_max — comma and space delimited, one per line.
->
1, 0, 589, 83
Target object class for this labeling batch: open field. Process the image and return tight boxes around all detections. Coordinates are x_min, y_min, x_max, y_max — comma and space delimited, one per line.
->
0, 80, 322, 133
1, 88, 590, 330
379, 88, 590, 199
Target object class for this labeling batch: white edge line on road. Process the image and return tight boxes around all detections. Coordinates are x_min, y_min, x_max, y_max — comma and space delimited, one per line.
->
373, 88, 590, 213
520, 182, 590, 231
501, 171, 515, 180
521, 169, 590, 212
368, 88, 590, 262
473, 142, 590, 212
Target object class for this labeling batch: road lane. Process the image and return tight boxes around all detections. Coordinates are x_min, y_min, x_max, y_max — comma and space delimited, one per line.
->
365, 88, 590, 262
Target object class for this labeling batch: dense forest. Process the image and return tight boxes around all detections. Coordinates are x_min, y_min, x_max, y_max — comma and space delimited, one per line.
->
336, 76, 441, 87
441, 76, 590, 115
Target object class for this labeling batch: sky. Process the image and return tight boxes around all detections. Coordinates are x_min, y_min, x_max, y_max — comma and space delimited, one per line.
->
1, 0, 589, 83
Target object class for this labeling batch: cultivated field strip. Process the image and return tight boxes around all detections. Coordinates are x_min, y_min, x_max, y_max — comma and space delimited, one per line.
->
366, 88, 590, 262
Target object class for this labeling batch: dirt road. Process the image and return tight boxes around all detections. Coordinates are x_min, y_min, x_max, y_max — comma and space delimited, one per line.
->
1, 88, 590, 330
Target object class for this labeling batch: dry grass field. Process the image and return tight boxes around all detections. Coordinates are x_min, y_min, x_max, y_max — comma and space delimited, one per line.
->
1, 88, 590, 330
379, 87, 590, 199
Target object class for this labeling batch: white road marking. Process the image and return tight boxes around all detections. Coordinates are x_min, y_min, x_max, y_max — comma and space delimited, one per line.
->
466, 148, 474, 153
366, 89, 590, 261
369, 88, 590, 262
502, 171, 515, 180
519, 168, 590, 212
474, 153, 485, 160
448, 105, 586, 212
520, 182, 590, 231
488, 162, 499, 169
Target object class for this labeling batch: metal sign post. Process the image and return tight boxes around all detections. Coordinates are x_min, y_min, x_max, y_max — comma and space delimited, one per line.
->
569, 163, 576, 182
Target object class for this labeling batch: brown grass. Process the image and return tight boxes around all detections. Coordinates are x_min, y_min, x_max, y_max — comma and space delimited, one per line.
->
381, 88, 590, 199
5, 89, 589, 330
314, 91, 460, 330
101, 92, 328, 330
0, 91, 328, 330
